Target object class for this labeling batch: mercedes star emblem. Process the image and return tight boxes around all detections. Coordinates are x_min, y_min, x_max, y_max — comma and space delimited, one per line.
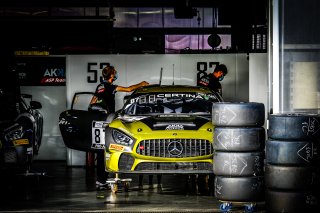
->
167, 140, 183, 156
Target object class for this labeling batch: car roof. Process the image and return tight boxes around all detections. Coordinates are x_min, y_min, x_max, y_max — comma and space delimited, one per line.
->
133, 84, 215, 94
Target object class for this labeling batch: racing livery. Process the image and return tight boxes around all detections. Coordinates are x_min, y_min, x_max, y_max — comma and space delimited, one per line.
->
59, 85, 223, 174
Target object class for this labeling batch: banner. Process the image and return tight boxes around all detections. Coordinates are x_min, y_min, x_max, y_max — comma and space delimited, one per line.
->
16, 57, 66, 86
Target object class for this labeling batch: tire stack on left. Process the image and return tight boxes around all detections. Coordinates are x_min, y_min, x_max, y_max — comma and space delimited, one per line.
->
212, 102, 266, 211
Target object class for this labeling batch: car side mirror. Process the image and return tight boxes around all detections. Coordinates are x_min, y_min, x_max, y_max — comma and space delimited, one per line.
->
106, 113, 116, 123
30, 101, 42, 109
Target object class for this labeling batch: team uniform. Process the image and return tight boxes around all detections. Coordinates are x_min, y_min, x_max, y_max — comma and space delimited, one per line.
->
90, 80, 118, 191
198, 73, 222, 96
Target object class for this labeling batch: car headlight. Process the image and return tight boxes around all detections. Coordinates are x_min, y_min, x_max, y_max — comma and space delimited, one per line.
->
112, 129, 134, 146
5, 124, 24, 141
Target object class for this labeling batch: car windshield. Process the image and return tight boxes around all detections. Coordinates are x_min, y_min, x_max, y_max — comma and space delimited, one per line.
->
122, 92, 220, 115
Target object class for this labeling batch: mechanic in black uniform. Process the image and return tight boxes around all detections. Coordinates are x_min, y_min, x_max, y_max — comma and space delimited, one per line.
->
196, 64, 228, 195
198, 64, 228, 96
90, 65, 149, 189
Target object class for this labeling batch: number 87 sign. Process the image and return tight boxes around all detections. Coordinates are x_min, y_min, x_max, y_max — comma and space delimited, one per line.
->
91, 121, 108, 149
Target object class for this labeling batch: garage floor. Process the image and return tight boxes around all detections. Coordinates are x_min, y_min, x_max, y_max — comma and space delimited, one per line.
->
0, 161, 265, 212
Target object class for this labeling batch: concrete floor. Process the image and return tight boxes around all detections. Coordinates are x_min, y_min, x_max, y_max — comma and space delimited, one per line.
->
0, 161, 265, 212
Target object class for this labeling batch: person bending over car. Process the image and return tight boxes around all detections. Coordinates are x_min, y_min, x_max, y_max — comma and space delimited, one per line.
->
198, 63, 228, 96
90, 65, 149, 189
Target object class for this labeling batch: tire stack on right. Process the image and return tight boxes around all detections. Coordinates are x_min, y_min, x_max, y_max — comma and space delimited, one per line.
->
212, 102, 266, 211
265, 113, 320, 212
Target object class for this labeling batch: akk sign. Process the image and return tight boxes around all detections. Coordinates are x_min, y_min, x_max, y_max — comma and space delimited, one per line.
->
16, 57, 66, 86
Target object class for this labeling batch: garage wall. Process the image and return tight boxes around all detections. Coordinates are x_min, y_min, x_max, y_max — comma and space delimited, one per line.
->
17, 56, 67, 161
249, 53, 268, 127
20, 86, 67, 160
66, 54, 249, 109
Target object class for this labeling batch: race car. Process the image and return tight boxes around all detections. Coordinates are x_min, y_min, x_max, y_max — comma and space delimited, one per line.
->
59, 85, 223, 174
0, 90, 43, 172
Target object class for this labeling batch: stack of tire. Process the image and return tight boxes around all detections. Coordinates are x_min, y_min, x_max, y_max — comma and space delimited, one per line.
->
265, 113, 320, 212
212, 102, 266, 211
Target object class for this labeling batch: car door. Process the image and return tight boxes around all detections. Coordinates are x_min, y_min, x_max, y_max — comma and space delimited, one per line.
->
59, 92, 108, 152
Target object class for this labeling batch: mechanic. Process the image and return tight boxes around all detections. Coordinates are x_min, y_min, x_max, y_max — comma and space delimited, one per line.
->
198, 64, 228, 96
90, 65, 149, 189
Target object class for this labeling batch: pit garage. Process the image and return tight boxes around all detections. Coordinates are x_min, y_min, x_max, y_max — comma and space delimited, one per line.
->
1, 0, 320, 213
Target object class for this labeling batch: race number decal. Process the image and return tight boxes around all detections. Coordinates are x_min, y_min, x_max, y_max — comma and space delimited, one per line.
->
91, 121, 108, 149
196, 61, 220, 86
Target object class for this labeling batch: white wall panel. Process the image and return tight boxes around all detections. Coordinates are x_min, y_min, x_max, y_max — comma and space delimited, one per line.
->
180, 54, 249, 101
20, 86, 67, 160
67, 54, 249, 107
249, 53, 268, 127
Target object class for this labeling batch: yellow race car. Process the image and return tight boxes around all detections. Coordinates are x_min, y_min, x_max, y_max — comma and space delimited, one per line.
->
92, 85, 223, 174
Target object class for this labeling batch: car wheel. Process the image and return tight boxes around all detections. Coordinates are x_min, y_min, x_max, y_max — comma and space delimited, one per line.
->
213, 127, 265, 151
212, 102, 265, 127
268, 113, 320, 140
266, 189, 319, 213
266, 139, 319, 165
214, 176, 265, 202
265, 164, 320, 190
213, 151, 264, 176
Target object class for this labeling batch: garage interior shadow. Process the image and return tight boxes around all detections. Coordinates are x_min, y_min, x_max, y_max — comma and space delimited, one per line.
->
0, 161, 265, 212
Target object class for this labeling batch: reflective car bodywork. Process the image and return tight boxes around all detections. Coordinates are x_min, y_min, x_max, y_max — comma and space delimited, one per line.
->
60, 85, 223, 174
104, 85, 222, 174
0, 90, 43, 172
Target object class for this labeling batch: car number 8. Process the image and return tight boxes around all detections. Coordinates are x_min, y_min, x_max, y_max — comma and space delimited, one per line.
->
91, 121, 107, 149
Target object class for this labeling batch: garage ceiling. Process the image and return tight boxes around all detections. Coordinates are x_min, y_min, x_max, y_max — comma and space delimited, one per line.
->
0, 0, 268, 54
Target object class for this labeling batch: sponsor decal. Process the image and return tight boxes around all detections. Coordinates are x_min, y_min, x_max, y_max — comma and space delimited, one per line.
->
130, 92, 218, 106
165, 124, 184, 130
16, 57, 66, 86
130, 93, 216, 104
41, 77, 65, 84
13, 139, 29, 146
41, 68, 65, 84
109, 144, 125, 151
91, 144, 105, 149
58, 118, 70, 125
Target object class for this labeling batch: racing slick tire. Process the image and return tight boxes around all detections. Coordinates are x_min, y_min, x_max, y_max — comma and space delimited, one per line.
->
213, 127, 265, 151
266, 189, 319, 213
213, 151, 264, 176
265, 139, 319, 165
268, 113, 320, 140
265, 164, 320, 190
214, 176, 265, 202
212, 102, 265, 127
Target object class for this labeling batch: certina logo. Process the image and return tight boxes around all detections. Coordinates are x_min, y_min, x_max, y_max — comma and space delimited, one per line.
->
165, 124, 184, 130
167, 140, 183, 156
130, 93, 215, 104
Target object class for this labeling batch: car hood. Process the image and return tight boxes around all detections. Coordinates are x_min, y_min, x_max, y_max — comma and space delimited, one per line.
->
111, 114, 212, 131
